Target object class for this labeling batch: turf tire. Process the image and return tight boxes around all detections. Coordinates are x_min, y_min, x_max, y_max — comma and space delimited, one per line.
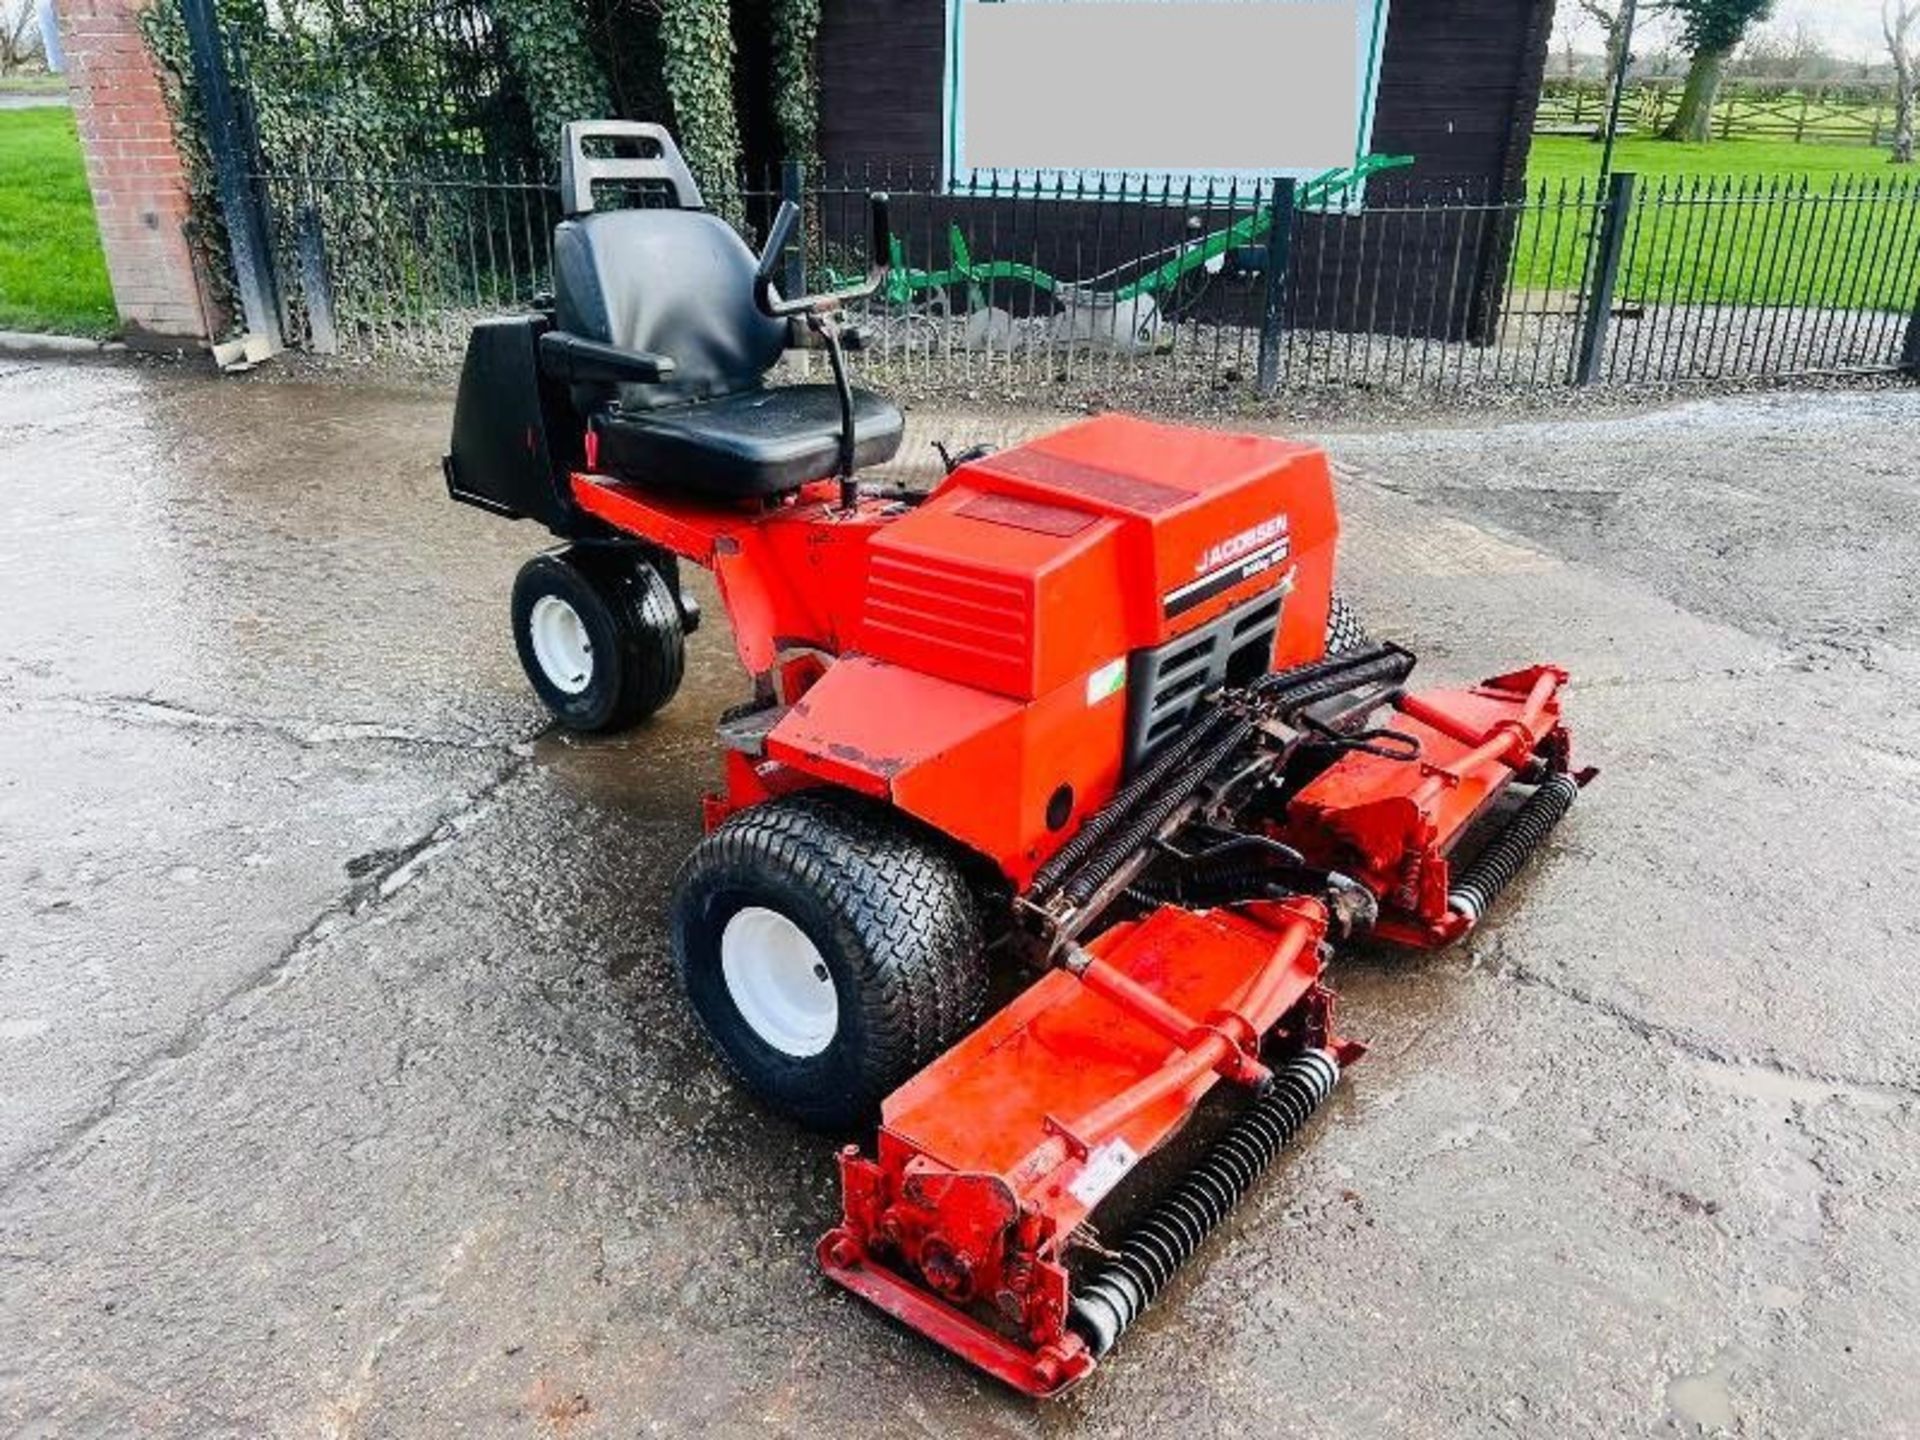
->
511, 546, 684, 732
670, 790, 988, 1132
1325, 590, 1370, 657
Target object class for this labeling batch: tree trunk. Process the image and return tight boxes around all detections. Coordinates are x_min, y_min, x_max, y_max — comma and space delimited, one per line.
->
1592, 12, 1631, 142
1661, 44, 1729, 141
1894, 52, 1916, 164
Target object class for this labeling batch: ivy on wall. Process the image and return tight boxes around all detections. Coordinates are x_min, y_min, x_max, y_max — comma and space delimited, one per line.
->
142, 0, 606, 181
139, 0, 580, 342
587, 0, 673, 134
497, 0, 613, 155
657, 0, 742, 214
135, 0, 818, 340
143, 0, 811, 197
768, 0, 819, 168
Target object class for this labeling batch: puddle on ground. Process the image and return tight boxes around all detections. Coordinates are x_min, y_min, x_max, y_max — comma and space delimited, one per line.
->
1686, 1054, 1905, 1112
1663, 1348, 1743, 1434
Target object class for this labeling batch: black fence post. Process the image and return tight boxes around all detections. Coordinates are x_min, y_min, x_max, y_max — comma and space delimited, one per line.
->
293, 158, 337, 353
1903, 284, 1920, 378
1256, 177, 1296, 397
1575, 170, 1635, 386
781, 159, 808, 300
179, 0, 281, 348
295, 198, 338, 355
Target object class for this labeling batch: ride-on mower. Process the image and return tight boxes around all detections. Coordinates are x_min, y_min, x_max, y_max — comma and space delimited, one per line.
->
444, 123, 1591, 1397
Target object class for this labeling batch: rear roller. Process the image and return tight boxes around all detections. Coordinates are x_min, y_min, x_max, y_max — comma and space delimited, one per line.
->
1070, 1048, 1343, 1357
1448, 771, 1582, 924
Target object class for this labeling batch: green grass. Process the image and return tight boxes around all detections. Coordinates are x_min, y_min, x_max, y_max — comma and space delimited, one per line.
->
1528, 135, 1904, 184
0, 107, 116, 337
1512, 136, 1920, 309
0, 72, 69, 94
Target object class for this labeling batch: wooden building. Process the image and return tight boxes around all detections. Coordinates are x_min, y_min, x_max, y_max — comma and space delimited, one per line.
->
809, 0, 1558, 342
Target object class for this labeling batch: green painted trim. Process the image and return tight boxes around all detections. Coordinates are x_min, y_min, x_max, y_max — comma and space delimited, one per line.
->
944, 0, 963, 186
1355, 0, 1391, 184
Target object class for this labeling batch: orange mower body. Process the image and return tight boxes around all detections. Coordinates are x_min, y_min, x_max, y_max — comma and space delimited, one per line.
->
443, 122, 1590, 1399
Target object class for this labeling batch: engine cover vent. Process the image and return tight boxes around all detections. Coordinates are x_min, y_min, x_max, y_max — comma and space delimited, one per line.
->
1124, 589, 1283, 773
862, 549, 1036, 696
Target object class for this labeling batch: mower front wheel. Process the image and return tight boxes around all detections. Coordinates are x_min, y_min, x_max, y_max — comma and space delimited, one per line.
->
511, 547, 684, 733
671, 791, 988, 1132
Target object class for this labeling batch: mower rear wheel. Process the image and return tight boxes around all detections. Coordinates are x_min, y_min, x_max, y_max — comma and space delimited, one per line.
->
511, 547, 684, 733
1325, 590, 1370, 657
671, 791, 988, 1132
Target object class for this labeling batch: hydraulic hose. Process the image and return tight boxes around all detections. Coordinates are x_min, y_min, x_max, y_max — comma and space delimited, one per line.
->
1059, 717, 1255, 909
1028, 708, 1234, 898
1257, 645, 1416, 716
1069, 1048, 1342, 1358
1248, 641, 1407, 701
1030, 645, 1415, 904
1447, 771, 1581, 923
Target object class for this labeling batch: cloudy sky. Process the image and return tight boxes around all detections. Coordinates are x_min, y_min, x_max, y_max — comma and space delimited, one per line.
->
1762, 0, 1889, 59
1557, 0, 1893, 64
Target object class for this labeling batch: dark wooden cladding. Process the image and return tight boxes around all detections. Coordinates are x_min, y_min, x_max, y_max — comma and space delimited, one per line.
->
814, 0, 1556, 341
818, 0, 946, 169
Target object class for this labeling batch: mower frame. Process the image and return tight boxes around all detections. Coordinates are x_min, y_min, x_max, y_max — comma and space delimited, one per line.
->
441, 119, 1593, 1401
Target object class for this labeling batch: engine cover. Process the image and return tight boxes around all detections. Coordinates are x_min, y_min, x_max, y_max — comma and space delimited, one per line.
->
853, 414, 1339, 701
768, 415, 1341, 881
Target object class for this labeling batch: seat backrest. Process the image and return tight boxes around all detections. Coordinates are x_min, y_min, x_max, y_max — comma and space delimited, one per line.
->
553, 208, 787, 413
559, 119, 703, 216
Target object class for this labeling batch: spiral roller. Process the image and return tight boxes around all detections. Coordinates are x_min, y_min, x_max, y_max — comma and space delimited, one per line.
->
1447, 771, 1581, 924
1069, 1048, 1342, 1357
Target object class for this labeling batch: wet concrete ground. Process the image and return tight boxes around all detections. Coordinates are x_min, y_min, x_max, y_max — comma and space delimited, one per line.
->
1, 360, 1915, 1436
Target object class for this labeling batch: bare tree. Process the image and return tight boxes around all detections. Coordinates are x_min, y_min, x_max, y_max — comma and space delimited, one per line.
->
1576, 0, 1671, 140
1734, 19, 1835, 79
1888, 0, 1918, 164
0, 0, 42, 75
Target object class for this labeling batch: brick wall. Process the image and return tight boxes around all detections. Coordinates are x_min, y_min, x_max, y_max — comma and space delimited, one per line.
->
56, 0, 213, 346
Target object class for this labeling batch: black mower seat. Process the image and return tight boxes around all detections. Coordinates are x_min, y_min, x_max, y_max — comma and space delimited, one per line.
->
592, 385, 903, 499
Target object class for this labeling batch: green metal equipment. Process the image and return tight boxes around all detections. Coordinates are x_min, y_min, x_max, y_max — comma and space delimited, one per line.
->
833, 156, 1413, 310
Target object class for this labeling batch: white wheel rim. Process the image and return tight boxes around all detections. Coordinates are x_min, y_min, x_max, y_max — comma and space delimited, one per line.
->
720, 905, 839, 1058
528, 594, 593, 695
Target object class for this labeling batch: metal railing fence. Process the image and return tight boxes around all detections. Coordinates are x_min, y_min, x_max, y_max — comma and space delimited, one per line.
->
236, 160, 1920, 402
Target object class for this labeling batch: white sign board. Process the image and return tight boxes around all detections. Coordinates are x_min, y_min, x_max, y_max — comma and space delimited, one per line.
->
943, 0, 1391, 198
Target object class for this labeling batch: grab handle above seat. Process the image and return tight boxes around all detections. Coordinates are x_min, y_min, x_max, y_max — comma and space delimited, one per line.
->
560, 120, 704, 217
